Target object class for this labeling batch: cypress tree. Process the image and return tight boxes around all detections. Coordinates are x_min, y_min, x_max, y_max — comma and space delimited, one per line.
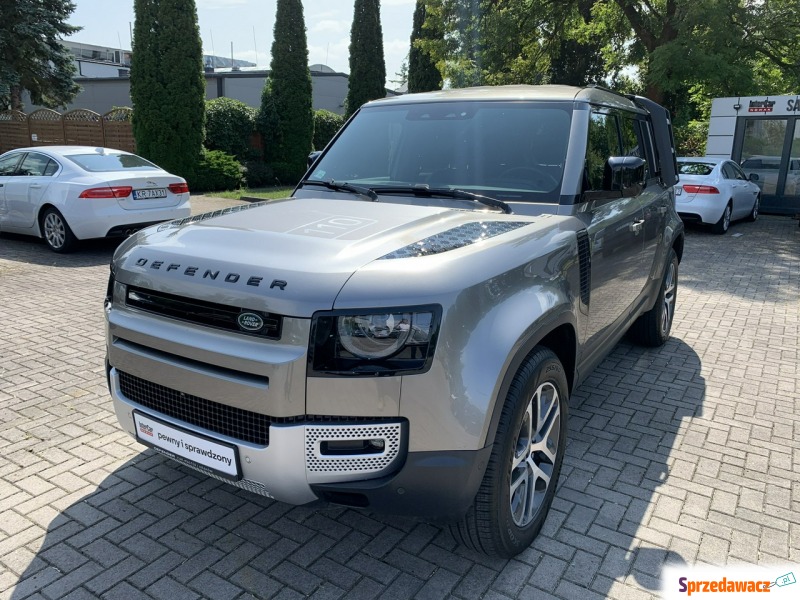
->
260, 0, 313, 183
408, 0, 441, 93
131, 0, 205, 182
346, 0, 386, 117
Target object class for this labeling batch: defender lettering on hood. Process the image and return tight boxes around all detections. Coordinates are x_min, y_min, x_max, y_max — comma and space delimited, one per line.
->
132, 257, 288, 290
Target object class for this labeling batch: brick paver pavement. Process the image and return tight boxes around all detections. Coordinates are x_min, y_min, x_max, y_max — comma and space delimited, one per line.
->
1, 200, 798, 600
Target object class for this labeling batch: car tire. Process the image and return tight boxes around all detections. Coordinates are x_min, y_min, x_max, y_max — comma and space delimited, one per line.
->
712, 202, 732, 234
41, 207, 78, 253
628, 248, 678, 347
449, 347, 568, 558
746, 195, 759, 222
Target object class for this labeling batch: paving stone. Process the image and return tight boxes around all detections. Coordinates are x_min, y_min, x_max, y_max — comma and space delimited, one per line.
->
1, 213, 798, 600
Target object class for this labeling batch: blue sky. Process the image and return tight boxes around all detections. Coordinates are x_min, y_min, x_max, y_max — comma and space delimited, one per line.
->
67, 0, 417, 86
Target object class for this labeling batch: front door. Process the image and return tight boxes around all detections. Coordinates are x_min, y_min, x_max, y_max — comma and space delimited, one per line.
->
737, 116, 800, 215
0, 152, 23, 223
4, 152, 57, 228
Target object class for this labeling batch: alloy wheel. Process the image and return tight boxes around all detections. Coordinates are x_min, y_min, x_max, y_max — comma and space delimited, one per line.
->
661, 261, 676, 336
44, 212, 66, 249
509, 382, 561, 527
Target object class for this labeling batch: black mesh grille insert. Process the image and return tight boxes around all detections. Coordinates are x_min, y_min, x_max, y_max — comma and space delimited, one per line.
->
126, 286, 282, 340
118, 372, 399, 446
576, 229, 591, 305
119, 371, 271, 445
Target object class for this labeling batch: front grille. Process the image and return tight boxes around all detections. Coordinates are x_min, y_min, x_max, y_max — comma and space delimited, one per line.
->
119, 371, 271, 445
126, 286, 282, 339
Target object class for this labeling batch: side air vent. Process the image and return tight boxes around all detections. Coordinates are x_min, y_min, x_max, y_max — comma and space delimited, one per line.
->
381, 221, 529, 259
576, 229, 591, 305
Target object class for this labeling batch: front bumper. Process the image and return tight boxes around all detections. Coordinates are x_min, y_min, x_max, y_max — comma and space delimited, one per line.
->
109, 366, 488, 519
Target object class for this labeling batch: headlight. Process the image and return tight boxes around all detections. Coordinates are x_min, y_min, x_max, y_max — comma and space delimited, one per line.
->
310, 306, 441, 376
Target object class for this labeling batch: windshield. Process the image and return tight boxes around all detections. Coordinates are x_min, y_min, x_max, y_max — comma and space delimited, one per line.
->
67, 153, 160, 172
678, 162, 715, 175
307, 101, 571, 203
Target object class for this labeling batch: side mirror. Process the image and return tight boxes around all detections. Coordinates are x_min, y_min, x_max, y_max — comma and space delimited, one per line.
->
603, 156, 646, 197
308, 151, 322, 168
748, 172, 759, 182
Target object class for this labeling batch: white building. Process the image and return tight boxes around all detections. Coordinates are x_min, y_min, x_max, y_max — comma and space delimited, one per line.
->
707, 94, 800, 215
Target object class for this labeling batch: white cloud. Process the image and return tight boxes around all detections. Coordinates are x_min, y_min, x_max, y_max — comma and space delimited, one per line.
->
311, 20, 350, 34
196, 0, 248, 9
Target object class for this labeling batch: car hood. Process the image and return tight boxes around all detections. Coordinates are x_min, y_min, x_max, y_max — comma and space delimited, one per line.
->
113, 197, 543, 316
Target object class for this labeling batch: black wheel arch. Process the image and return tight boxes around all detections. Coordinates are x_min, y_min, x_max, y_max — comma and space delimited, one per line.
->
484, 313, 577, 448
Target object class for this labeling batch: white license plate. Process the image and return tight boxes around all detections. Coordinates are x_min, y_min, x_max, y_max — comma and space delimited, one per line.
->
133, 411, 240, 480
675, 187, 683, 195
133, 188, 167, 200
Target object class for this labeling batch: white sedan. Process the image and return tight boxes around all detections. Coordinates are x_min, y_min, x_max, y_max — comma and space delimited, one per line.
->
0, 146, 191, 252
674, 157, 760, 234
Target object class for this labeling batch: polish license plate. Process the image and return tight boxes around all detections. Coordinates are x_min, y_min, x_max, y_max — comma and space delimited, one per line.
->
133, 411, 241, 480
133, 188, 167, 200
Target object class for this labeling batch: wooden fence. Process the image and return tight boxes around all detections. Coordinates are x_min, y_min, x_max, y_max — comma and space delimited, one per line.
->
0, 108, 135, 154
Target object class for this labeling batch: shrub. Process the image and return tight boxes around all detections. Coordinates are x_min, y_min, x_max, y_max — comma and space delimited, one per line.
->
313, 109, 344, 150
243, 159, 275, 188
205, 97, 256, 159
189, 148, 244, 192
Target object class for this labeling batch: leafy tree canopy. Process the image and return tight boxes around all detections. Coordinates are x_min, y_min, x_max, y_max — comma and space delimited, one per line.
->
422, 0, 800, 120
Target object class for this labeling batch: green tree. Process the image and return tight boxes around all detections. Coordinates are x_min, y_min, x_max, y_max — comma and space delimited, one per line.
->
346, 0, 386, 116
0, 0, 80, 110
131, 0, 205, 182
259, 0, 313, 183
408, 0, 442, 93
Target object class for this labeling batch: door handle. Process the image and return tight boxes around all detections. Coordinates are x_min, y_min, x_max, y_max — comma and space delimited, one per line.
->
30, 184, 42, 189
629, 219, 644, 234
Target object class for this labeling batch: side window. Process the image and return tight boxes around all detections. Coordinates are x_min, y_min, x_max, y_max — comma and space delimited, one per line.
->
636, 119, 658, 180
43, 160, 59, 176
721, 163, 737, 180
586, 111, 621, 190
0, 154, 22, 176
731, 164, 747, 180
18, 153, 53, 177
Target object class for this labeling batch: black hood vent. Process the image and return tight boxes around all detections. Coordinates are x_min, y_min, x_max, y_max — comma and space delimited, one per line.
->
380, 221, 529, 259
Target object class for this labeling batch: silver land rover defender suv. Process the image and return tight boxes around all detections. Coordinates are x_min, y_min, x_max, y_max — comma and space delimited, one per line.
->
105, 85, 684, 557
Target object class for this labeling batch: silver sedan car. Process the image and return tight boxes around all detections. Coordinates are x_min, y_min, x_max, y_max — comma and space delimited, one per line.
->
674, 157, 760, 234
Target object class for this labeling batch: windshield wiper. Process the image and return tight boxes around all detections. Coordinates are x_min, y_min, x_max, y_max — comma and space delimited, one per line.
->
371, 185, 512, 214
299, 179, 378, 202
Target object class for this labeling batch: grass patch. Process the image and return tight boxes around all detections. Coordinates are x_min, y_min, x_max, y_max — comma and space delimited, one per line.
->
212, 186, 294, 200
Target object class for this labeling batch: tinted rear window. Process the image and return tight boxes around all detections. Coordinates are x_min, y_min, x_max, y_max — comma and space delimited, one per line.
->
678, 162, 714, 175
67, 153, 160, 172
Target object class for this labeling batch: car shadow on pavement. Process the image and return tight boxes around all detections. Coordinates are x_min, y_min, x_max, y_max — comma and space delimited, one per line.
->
0, 233, 120, 268
8, 338, 704, 600
680, 216, 800, 303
